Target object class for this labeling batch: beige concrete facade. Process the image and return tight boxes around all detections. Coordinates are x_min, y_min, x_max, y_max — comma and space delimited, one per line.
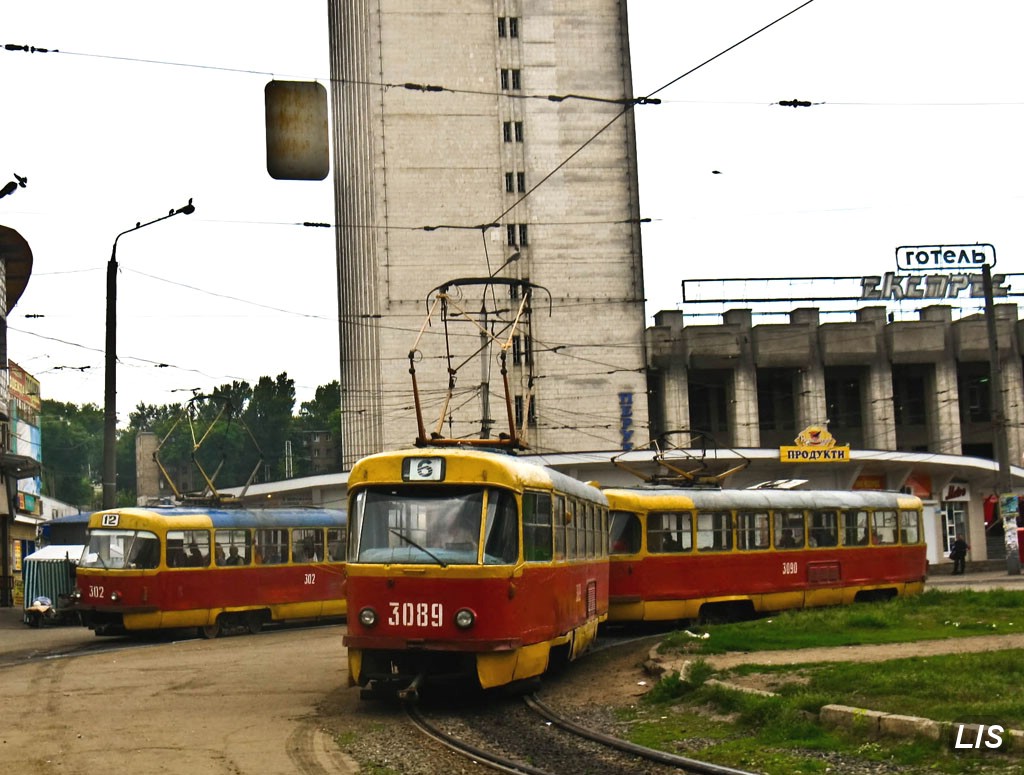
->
327, 2, 649, 466
645, 303, 1024, 568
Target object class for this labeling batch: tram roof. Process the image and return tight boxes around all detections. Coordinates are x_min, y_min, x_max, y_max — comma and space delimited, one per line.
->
90, 506, 346, 528
602, 487, 921, 510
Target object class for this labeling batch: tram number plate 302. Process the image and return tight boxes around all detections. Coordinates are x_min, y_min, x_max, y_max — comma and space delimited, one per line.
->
388, 601, 443, 628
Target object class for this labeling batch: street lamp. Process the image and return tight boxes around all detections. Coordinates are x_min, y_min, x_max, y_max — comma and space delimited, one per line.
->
102, 199, 195, 509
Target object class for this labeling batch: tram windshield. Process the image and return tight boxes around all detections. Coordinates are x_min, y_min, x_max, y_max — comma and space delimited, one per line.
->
80, 529, 161, 570
350, 485, 519, 565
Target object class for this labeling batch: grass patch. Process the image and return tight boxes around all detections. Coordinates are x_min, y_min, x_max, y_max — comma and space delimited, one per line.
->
628, 590, 1024, 773
659, 588, 1024, 655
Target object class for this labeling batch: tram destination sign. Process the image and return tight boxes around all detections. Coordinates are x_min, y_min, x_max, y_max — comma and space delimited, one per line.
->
896, 243, 995, 272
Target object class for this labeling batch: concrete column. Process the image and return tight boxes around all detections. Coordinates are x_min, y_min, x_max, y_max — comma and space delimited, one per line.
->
930, 360, 962, 455
723, 309, 759, 447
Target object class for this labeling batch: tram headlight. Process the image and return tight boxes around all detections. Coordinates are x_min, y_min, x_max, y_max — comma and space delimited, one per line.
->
454, 608, 475, 630
358, 607, 377, 627
69, 589, 82, 601
109, 591, 121, 603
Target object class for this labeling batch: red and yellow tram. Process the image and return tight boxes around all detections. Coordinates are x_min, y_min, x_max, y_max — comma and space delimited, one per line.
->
604, 487, 927, 623
344, 447, 609, 699
71, 506, 347, 637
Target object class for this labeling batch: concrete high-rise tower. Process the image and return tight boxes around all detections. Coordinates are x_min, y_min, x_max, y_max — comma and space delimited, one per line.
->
327, 2, 649, 466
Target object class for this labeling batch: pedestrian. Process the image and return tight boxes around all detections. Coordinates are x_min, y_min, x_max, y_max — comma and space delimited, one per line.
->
949, 533, 969, 575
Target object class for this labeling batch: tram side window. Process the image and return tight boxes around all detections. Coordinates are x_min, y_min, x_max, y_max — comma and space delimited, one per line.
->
293, 528, 325, 562
774, 511, 805, 549
523, 491, 553, 562
165, 530, 210, 567
553, 495, 566, 560
327, 528, 346, 562
872, 510, 898, 545
842, 510, 870, 546
697, 511, 733, 552
566, 500, 578, 560
610, 511, 641, 554
483, 488, 519, 564
899, 510, 921, 544
648, 511, 692, 553
736, 511, 770, 551
255, 529, 288, 564
584, 503, 595, 558
215, 528, 251, 566
809, 510, 839, 548
126, 531, 161, 569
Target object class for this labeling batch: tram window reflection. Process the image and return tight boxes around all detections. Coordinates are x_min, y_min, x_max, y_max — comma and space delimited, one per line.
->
872, 510, 898, 545
165, 530, 211, 567
609, 511, 641, 554
484, 488, 518, 564
125, 531, 161, 569
327, 528, 346, 561
254, 529, 287, 564
773, 511, 805, 550
216, 529, 251, 566
737, 511, 770, 551
809, 510, 838, 548
899, 510, 920, 544
842, 509, 869, 546
293, 529, 325, 562
523, 491, 553, 562
648, 512, 692, 553
697, 511, 732, 552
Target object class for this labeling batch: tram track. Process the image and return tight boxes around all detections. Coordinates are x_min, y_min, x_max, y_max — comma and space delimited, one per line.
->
406, 693, 756, 775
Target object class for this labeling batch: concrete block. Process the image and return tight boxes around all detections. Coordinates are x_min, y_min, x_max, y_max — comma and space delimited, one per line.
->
880, 713, 944, 741
819, 704, 883, 736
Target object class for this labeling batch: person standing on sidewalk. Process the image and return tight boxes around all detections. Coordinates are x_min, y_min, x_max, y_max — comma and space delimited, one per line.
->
949, 534, 969, 575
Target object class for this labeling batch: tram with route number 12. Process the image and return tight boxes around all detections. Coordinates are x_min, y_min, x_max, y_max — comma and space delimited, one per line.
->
71, 506, 347, 638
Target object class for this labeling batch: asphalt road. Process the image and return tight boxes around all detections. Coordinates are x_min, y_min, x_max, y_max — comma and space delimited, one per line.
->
1, 567, 1021, 774
0, 613, 361, 774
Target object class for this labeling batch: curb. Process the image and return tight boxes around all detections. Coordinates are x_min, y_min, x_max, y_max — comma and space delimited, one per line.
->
651, 654, 1024, 754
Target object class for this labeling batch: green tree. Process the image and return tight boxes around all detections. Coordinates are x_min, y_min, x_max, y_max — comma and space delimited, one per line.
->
39, 400, 103, 509
244, 373, 296, 481
293, 380, 342, 475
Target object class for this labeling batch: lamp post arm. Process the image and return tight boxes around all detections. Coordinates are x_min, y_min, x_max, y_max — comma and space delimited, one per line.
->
101, 199, 194, 509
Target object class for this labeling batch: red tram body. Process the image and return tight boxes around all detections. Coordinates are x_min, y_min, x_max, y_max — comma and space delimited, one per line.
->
71, 506, 347, 637
344, 448, 609, 698
604, 487, 927, 623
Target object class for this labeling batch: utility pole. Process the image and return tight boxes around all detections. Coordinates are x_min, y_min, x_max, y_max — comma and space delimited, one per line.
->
982, 264, 1020, 575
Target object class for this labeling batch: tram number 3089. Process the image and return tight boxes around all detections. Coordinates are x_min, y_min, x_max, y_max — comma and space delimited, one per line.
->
388, 601, 443, 627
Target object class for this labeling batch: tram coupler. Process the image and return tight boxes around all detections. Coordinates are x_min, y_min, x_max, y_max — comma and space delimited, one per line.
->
397, 673, 425, 702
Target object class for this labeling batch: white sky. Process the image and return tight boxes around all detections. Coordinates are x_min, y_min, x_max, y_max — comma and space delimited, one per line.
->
2, 1, 1023, 420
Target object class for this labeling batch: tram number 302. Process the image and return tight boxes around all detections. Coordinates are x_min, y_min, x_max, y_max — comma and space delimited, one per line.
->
781, 561, 799, 576
388, 601, 443, 628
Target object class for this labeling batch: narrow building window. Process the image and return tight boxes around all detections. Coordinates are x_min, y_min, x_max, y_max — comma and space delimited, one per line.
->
503, 121, 512, 142
518, 224, 529, 246
497, 17, 507, 37
507, 224, 517, 246
516, 172, 526, 192
511, 69, 521, 90
500, 69, 509, 90
505, 172, 514, 193
514, 121, 523, 142
509, 17, 519, 38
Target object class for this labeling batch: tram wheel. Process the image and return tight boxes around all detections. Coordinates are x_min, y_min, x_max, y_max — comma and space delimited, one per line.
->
198, 621, 221, 639
245, 612, 265, 634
